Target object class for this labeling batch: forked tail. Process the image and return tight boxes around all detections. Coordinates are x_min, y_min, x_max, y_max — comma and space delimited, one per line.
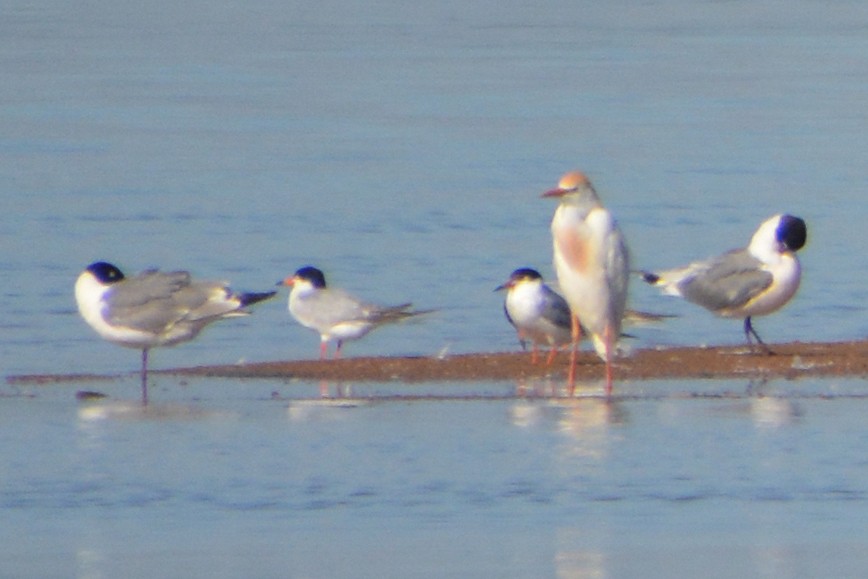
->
377, 304, 437, 324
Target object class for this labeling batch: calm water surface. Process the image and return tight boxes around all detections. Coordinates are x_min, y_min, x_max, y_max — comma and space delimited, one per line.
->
5, 377, 868, 577
2, 0, 867, 576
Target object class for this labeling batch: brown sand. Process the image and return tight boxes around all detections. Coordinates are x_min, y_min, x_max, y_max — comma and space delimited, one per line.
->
8, 340, 867, 386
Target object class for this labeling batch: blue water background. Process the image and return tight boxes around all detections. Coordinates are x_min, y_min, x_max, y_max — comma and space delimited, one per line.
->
2, 0, 867, 576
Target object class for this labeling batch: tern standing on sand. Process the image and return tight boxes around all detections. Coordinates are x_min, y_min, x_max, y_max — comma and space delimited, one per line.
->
641, 213, 806, 352
543, 171, 630, 395
279, 266, 431, 360
75, 261, 276, 404
495, 268, 573, 365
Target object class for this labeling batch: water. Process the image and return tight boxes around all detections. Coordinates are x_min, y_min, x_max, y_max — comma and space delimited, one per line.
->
2, 0, 867, 575
5, 377, 868, 577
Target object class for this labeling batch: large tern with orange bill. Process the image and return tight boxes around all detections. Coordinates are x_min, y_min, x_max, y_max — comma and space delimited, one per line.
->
543, 171, 630, 395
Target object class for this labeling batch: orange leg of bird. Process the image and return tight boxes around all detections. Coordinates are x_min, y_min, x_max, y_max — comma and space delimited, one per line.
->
530, 343, 539, 365
568, 315, 582, 396
545, 345, 558, 366
319, 341, 328, 360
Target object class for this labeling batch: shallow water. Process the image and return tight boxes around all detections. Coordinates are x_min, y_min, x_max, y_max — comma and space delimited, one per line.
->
5, 376, 868, 578
2, 0, 867, 575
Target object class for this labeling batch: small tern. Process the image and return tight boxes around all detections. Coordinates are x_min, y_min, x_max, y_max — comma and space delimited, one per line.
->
495, 268, 573, 365
279, 266, 431, 359
543, 171, 631, 396
641, 213, 807, 352
75, 261, 276, 403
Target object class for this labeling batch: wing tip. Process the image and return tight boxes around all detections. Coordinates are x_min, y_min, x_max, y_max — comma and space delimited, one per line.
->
239, 290, 277, 307
640, 271, 661, 285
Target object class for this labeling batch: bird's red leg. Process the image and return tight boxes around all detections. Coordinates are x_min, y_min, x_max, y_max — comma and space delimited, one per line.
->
545, 345, 558, 366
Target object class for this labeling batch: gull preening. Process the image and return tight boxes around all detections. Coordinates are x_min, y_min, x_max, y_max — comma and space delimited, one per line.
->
641, 214, 807, 352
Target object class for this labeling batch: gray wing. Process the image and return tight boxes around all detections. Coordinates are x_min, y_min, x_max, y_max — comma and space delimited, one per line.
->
367, 302, 418, 324
541, 285, 572, 331
304, 288, 373, 326
300, 287, 420, 330
105, 270, 239, 332
605, 226, 631, 324
678, 249, 773, 312
106, 270, 191, 308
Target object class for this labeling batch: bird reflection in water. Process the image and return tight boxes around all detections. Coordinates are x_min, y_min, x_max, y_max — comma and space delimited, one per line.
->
747, 380, 802, 428
316, 379, 354, 399
510, 378, 629, 460
751, 396, 802, 428
514, 376, 628, 399
514, 377, 561, 398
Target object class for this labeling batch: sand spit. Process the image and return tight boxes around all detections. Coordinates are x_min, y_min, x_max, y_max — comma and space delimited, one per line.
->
9, 340, 867, 386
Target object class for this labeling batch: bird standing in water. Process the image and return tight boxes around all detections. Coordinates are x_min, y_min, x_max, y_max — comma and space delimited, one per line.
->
543, 171, 630, 396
